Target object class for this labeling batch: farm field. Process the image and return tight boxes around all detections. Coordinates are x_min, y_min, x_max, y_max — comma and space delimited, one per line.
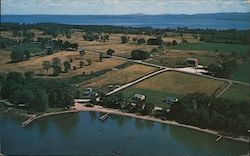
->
230, 60, 250, 83
0, 51, 126, 78
170, 43, 249, 56
83, 64, 157, 92
120, 71, 227, 105
146, 49, 219, 67
6, 43, 43, 54
222, 84, 250, 102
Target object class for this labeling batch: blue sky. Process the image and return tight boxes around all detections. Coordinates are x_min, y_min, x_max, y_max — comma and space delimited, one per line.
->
1, 0, 250, 15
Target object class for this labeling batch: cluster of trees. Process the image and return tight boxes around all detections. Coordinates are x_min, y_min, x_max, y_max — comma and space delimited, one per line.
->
131, 49, 150, 60
147, 37, 164, 45
208, 59, 237, 78
82, 32, 109, 42
0, 72, 79, 112
121, 36, 130, 44
38, 38, 79, 51
2, 23, 250, 45
95, 93, 154, 116
42, 57, 67, 76
107, 49, 115, 56
0, 36, 18, 49
10, 50, 30, 62
137, 38, 146, 45
200, 30, 250, 45
168, 93, 249, 135
83, 32, 99, 41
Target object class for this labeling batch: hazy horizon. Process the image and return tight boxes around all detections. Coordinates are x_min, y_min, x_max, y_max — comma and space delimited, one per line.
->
1, 0, 250, 15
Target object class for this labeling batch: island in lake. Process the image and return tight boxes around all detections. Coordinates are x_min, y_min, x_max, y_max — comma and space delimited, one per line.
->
0, 0, 249, 155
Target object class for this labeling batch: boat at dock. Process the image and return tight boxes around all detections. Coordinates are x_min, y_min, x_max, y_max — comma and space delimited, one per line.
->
99, 113, 110, 121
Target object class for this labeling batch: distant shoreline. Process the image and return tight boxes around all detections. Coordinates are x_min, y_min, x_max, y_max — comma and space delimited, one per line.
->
1, 13, 250, 30
21, 103, 249, 144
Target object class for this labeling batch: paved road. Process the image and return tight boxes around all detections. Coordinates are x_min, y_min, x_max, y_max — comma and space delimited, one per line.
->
85, 48, 250, 86
105, 68, 169, 96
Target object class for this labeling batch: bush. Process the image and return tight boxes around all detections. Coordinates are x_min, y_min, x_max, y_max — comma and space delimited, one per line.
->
147, 37, 163, 45
131, 49, 150, 60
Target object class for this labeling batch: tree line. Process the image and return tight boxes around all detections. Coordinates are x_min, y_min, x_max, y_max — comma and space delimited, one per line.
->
2, 23, 249, 45
0, 72, 79, 112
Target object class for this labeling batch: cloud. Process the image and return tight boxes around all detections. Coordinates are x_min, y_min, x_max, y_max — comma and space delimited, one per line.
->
1, 0, 249, 15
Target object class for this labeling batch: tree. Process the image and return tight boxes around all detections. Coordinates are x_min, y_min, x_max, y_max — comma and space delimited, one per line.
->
24, 71, 34, 80
52, 57, 62, 76
79, 49, 85, 57
32, 89, 48, 112
99, 53, 104, 62
107, 49, 115, 56
63, 61, 71, 73
172, 40, 177, 46
132, 37, 138, 42
80, 61, 84, 68
47, 48, 54, 55
147, 37, 163, 45
71, 43, 79, 50
24, 50, 30, 60
87, 59, 92, 66
66, 33, 71, 39
137, 38, 146, 45
10, 50, 26, 62
42, 61, 51, 76
131, 49, 150, 60
121, 36, 129, 44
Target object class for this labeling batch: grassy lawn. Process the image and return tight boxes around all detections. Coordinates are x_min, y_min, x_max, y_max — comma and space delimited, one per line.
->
171, 43, 249, 56
118, 71, 226, 106
7, 43, 43, 54
118, 87, 182, 107
230, 60, 250, 83
222, 84, 250, 102
84, 64, 157, 91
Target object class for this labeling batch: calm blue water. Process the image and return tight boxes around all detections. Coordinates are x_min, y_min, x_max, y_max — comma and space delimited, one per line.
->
0, 112, 249, 155
1, 14, 250, 30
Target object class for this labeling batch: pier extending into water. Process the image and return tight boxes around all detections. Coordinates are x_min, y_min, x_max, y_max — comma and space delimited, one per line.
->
99, 113, 110, 121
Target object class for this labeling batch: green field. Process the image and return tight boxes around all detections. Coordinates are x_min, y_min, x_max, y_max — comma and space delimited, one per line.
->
222, 84, 250, 102
171, 43, 249, 56
117, 71, 226, 106
7, 43, 43, 54
230, 60, 250, 83
117, 87, 182, 107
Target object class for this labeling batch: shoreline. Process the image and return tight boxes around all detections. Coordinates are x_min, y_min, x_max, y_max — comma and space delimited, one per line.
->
21, 103, 249, 144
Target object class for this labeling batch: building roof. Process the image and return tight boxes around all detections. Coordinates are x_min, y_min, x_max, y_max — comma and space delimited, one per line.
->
153, 106, 163, 111
187, 58, 198, 61
165, 97, 178, 103
133, 94, 146, 100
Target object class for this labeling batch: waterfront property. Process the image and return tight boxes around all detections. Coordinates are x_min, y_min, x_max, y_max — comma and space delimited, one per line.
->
0, 112, 248, 155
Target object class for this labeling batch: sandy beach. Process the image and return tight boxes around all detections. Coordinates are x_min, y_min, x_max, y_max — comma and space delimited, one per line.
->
22, 103, 250, 144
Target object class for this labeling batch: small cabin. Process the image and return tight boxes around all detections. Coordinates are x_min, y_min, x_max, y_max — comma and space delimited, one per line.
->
153, 106, 163, 112
132, 94, 146, 101
164, 97, 178, 105
186, 58, 199, 66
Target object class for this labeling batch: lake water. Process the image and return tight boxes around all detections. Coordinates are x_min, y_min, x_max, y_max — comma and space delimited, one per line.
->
1, 14, 250, 30
0, 112, 248, 155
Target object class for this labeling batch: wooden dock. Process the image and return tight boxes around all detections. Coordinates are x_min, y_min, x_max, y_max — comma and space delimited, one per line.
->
99, 113, 110, 121
216, 136, 222, 142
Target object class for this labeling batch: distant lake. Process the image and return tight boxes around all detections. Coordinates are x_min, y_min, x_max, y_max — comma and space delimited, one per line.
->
1, 13, 250, 30
0, 112, 248, 155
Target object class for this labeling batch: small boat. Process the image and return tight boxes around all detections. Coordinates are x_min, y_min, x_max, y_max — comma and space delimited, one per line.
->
99, 113, 109, 121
